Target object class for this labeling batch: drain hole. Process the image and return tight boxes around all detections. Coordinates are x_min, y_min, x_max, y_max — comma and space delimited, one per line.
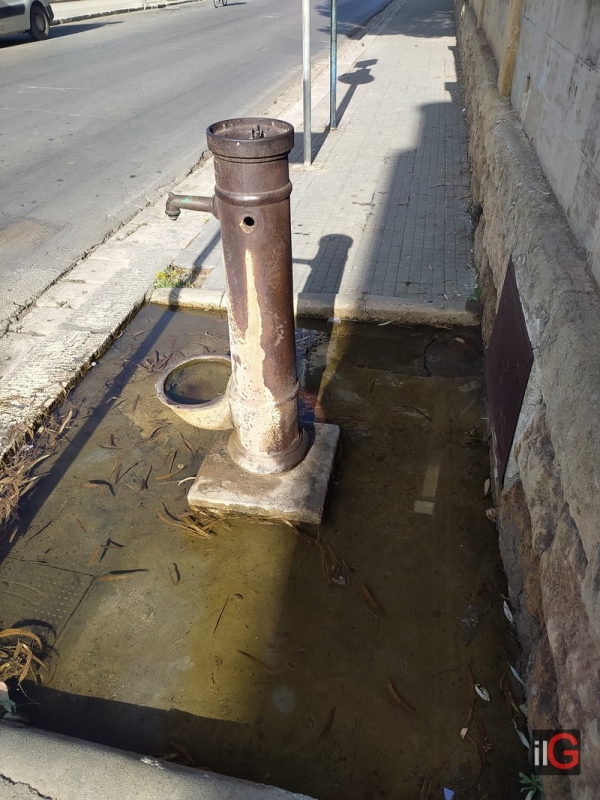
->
241, 216, 256, 232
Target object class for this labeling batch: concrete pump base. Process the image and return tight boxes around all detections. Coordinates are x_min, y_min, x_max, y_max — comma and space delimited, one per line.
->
188, 423, 340, 524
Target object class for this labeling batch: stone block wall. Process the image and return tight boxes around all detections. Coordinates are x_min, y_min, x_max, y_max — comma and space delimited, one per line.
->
475, 0, 510, 64
512, 0, 600, 283
472, 0, 600, 281
455, 1, 600, 796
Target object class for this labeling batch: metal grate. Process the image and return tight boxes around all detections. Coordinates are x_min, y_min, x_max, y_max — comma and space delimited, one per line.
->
0, 559, 92, 644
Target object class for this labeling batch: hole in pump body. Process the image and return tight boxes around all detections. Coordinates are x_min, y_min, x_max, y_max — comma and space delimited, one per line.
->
241, 216, 255, 232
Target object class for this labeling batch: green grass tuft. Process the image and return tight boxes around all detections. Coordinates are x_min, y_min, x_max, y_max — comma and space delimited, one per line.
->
154, 265, 192, 289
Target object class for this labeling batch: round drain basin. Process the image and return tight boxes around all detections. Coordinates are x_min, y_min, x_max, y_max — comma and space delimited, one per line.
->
164, 356, 231, 406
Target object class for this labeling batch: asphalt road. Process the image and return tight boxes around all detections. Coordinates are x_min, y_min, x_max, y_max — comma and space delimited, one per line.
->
0, 0, 390, 331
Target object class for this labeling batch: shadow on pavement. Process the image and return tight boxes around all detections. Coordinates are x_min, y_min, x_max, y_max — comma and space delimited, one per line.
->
288, 59, 377, 166
296, 234, 353, 296
0, 20, 122, 47
316, 0, 455, 38
336, 58, 376, 126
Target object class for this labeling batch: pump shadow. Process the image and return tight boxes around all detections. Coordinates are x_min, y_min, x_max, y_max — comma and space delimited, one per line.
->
189, 226, 222, 278
294, 233, 353, 298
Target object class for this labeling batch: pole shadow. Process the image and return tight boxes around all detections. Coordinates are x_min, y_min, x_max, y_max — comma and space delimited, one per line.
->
336, 59, 376, 126
287, 60, 377, 166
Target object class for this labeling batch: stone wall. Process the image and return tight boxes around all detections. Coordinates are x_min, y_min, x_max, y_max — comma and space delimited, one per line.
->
455, 1, 600, 796
475, 0, 510, 64
471, 0, 600, 281
511, 0, 600, 284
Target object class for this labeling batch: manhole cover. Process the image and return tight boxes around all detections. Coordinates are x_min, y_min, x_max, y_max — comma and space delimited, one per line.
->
0, 559, 93, 643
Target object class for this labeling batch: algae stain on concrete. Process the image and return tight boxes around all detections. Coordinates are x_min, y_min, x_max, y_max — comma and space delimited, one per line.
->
0, 305, 527, 798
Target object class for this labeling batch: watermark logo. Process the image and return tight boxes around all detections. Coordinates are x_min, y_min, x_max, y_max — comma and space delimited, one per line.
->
533, 730, 581, 775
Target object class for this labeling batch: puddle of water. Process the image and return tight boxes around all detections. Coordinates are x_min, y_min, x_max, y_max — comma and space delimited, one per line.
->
0, 306, 527, 798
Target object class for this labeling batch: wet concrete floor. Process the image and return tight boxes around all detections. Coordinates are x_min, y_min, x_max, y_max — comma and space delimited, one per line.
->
0, 305, 527, 798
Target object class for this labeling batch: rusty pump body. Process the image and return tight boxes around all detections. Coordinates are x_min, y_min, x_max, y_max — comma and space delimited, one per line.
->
164, 118, 308, 476
157, 117, 340, 522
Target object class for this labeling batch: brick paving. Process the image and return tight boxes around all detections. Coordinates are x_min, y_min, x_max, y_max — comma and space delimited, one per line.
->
174, 0, 475, 310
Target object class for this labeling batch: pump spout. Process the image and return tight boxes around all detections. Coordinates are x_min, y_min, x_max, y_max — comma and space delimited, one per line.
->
165, 192, 217, 220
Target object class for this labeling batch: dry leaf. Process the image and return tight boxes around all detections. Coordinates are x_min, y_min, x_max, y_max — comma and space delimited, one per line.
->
386, 679, 419, 717
213, 594, 230, 634
156, 466, 186, 481
475, 684, 491, 702
139, 466, 152, 490
318, 706, 336, 741
169, 563, 181, 586
147, 425, 166, 440
0, 629, 42, 647
237, 649, 275, 675
361, 584, 386, 616
88, 544, 103, 569
97, 570, 148, 582
180, 433, 195, 453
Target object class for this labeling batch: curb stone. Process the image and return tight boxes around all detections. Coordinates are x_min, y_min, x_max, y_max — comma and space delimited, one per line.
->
51, 0, 202, 24
151, 287, 480, 326
0, 724, 315, 800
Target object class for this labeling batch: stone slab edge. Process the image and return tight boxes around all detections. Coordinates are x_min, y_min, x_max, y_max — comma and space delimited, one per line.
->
51, 0, 202, 25
151, 287, 481, 327
189, 423, 340, 524
0, 723, 315, 800
456, 1, 600, 794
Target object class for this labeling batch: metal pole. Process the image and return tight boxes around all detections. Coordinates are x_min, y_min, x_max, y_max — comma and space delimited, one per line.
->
302, 0, 311, 165
330, 0, 338, 130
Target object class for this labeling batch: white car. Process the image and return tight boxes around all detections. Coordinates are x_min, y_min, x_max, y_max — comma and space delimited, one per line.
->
0, 0, 54, 40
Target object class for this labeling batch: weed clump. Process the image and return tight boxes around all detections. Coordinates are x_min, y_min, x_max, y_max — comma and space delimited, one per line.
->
154, 265, 192, 289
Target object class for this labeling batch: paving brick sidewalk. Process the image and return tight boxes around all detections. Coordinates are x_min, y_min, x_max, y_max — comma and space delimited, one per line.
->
172, 0, 475, 315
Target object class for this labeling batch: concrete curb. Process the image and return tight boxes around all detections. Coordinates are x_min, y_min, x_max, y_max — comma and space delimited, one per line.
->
0, 723, 315, 800
150, 287, 481, 326
51, 0, 201, 25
